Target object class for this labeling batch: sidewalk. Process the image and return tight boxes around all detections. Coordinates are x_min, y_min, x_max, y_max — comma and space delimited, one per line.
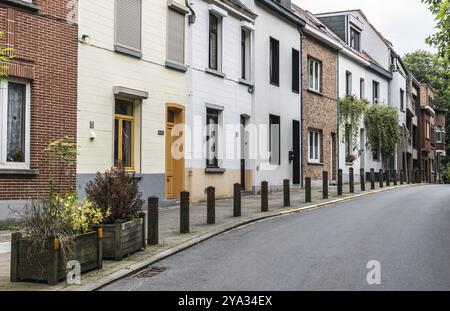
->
0, 181, 417, 291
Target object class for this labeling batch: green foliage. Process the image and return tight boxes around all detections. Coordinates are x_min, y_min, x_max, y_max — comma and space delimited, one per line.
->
0, 31, 15, 79
364, 105, 401, 167
422, 0, 450, 65
403, 50, 450, 165
439, 162, 450, 183
85, 165, 144, 224
339, 95, 368, 152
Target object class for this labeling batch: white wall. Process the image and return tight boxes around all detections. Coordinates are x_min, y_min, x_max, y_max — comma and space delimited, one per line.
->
338, 53, 389, 180
252, 3, 302, 189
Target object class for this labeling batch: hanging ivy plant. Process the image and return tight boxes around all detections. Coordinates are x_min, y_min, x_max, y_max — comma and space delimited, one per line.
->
339, 95, 367, 153
364, 105, 401, 167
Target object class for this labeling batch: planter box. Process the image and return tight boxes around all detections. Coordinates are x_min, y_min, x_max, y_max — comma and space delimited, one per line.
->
10, 230, 102, 286
99, 215, 146, 261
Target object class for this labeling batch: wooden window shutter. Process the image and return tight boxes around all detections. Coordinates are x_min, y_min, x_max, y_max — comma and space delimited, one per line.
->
115, 0, 142, 52
167, 9, 185, 64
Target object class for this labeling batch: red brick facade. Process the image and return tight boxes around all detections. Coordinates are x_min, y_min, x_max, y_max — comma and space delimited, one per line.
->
302, 35, 338, 182
0, 0, 78, 200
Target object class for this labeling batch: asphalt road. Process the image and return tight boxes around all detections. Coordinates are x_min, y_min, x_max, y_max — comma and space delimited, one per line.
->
103, 185, 450, 291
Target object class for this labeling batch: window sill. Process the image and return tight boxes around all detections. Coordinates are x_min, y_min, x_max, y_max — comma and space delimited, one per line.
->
307, 88, 323, 96
205, 167, 226, 174
205, 68, 226, 78
345, 162, 355, 166
115, 45, 143, 59
2, 0, 40, 12
238, 78, 254, 87
165, 60, 188, 73
270, 81, 280, 87
0, 168, 39, 176
308, 162, 324, 166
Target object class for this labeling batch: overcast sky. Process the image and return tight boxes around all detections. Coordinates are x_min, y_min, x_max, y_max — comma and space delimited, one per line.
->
292, 0, 437, 56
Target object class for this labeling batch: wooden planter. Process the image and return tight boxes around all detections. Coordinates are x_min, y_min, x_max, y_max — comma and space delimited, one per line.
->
99, 214, 146, 261
10, 229, 102, 286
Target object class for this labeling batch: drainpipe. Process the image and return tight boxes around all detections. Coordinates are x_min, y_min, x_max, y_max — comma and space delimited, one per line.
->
185, 0, 195, 192
299, 26, 305, 188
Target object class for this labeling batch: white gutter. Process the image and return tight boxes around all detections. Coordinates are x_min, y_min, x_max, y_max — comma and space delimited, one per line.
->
211, 0, 256, 22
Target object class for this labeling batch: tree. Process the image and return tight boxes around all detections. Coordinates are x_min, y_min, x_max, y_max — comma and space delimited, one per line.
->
403, 50, 450, 168
422, 0, 450, 65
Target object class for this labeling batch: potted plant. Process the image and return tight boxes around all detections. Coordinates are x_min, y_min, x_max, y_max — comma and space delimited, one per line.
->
10, 194, 105, 285
85, 165, 146, 261
346, 154, 357, 165
9, 137, 106, 285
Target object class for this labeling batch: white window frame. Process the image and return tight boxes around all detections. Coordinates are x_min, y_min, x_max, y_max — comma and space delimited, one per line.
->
240, 26, 253, 82
308, 58, 321, 93
0, 78, 31, 170
436, 126, 443, 143
208, 10, 224, 72
308, 129, 321, 164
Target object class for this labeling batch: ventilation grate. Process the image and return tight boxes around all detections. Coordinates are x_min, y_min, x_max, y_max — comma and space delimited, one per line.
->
134, 266, 168, 278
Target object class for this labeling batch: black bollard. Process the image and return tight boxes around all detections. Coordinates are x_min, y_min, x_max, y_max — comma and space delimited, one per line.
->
379, 169, 384, 188
305, 177, 312, 203
360, 168, 365, 191
180, 191, 190, 234
283, 179, 290, 207
400, 170, 404, 185
206, 186, 215, 225
370, 169, 375, 190
349, 168, 354, 193
337, 169, 343, 196
386, 169, 390, 187
393, 169, 397, 186
323, 171, 329, 199
147, 196, 159, 245
261, 181, 268, 212
233, 183, 241, 217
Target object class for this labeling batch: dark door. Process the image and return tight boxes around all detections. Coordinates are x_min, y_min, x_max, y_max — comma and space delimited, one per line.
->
293, 120, 300, 185
240, 115, 246, 190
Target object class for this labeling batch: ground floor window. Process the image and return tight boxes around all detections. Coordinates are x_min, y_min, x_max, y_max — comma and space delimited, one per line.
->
0, 79, 30, 169
308, 129, 322, 164
269, 114, 280, 165
206, 108, 219, 168
114, 99, 135, 171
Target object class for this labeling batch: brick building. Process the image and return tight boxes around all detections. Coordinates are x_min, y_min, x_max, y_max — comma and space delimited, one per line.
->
0, 0, 78, 219
291, 5, 339, 186
434, 107, 447, 183
418, 84, 436, 183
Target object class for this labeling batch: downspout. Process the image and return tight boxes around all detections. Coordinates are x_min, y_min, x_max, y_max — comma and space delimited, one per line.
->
299, 26, 305, 188
185, 0, 195, 192
336, 50, 340, 183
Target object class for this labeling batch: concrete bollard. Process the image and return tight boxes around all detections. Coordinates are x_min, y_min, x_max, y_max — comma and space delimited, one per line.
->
370, 169, 375, 190
261, 181, 269, 212
180, 191, 190, 234
283, 179, 290, 207
360, 169, 365, 192
206, 186, 215, 225
349, 168, 354, 193
323, 171, 328, 199
233, 183, 241, 217
393, 169, 397, 186
147, 196, 159, 245
386, 169, 390, 187
379, 169, 384, 188
337, 169, 343, 196
305, 177, 312, 203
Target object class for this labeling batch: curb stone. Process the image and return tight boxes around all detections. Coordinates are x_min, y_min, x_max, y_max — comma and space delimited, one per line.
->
64, 184, 419, 291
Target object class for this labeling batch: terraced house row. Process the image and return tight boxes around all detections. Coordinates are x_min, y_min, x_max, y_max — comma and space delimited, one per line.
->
0, 0, 446, 219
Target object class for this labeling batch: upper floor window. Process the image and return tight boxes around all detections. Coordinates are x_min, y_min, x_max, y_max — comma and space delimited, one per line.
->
349, 27, 361, 51
241, 28, 251, 81
345, 71, 352, 95
115, 0, 142, 57
436, 126, 444, 143
208, 13, 224, 72
372, 81, 380, 103
270, 37, 280, 86
400, 89, 405, 111
426, 121, 431, 140
0, 79, 31, 170
308, 58, 321, 93
360, 78, 365, 99
167, 8, 186, 65
292, 49, 300, 93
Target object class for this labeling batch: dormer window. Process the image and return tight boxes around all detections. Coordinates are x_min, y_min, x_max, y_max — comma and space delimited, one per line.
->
349, 27, 360, 51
